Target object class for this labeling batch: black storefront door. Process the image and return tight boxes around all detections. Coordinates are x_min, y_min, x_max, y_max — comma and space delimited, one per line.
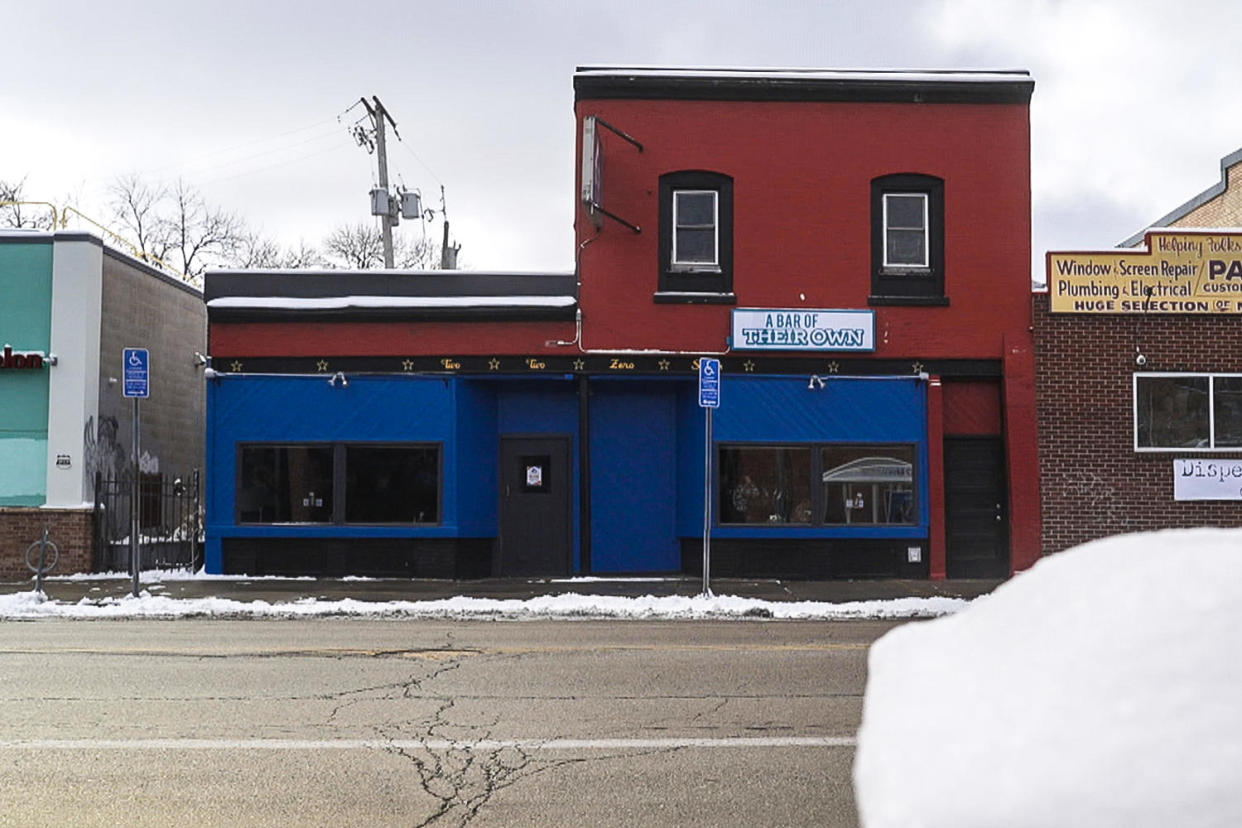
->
498, 436, 572, 576
944, 436, 1010, 578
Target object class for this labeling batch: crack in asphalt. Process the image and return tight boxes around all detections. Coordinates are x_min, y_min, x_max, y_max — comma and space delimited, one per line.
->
365, 654, 693, 827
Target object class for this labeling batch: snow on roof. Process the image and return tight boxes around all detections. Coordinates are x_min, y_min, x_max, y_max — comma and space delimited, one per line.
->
207, 295, 577, 310
575, 66, 1032, 83
854, 527, 1242, 827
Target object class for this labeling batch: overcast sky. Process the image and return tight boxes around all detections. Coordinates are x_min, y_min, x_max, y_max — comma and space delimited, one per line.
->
4, 0, 1241, 282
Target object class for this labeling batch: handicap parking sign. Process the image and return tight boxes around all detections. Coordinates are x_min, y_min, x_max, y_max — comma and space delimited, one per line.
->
698, 358, 720, 408
123, 348, 149, 398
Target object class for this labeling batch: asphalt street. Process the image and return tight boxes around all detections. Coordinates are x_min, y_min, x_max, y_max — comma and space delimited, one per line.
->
0, 617, 903, 827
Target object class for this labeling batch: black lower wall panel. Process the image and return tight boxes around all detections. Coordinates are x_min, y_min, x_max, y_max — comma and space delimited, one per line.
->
223, 537, 494, 579
680, 538, 929, 579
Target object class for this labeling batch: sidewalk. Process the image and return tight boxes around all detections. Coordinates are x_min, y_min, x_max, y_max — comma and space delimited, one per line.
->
0, 573, 1003, 607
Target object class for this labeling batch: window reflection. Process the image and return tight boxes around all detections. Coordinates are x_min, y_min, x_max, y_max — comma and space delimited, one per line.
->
719, 446, 812, 524
821, 447, 915, 525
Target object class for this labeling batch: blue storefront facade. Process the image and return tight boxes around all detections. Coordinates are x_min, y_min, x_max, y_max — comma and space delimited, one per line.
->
204, 352, 929, 577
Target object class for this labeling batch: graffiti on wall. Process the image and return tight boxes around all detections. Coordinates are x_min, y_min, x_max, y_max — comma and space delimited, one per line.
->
84, 416, 161, 483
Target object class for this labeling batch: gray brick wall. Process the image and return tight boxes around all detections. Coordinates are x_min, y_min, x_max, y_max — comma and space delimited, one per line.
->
95, 252, 206, 484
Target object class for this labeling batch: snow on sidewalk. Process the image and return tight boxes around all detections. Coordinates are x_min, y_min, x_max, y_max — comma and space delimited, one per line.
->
0, 588, 967, 621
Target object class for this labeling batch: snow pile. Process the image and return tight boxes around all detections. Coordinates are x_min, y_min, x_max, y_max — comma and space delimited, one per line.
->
853, 528, 1242, 828
0, 590, 965, 621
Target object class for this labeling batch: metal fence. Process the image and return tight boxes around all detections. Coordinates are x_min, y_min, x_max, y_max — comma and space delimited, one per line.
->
94, 469, 203, 572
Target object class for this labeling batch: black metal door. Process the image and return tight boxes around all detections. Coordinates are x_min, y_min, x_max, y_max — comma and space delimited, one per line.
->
499, 436, 572, 576
944, 437, 1009, 578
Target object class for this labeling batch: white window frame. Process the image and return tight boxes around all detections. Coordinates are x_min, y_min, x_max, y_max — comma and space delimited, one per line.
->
882, 192, 929, 269
1133, 372, 1242, 452
671, 189, 719, 269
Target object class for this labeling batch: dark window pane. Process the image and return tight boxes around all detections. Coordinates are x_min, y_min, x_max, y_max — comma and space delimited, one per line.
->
1214, 378, 1242, 447
1136, 376, 1209, 448
238, 445, 333, 523
821, 446, 916, 525
675, 191, 716, 226
675, 228, 717, 264
345, 445, 439, 523
886, 229, 926, 266
718, 446, 812, 525
885, 194, 925, 228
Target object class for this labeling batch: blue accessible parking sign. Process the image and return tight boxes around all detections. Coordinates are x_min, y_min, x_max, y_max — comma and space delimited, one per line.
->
698, 358, 720, 408
123, 348, 150, 398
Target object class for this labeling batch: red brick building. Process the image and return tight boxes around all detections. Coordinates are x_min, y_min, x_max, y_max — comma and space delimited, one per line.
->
1038, 147, 1242, 553
204, 68, 1040, 579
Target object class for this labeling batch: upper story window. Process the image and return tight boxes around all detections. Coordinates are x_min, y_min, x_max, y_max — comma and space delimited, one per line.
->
882, 193, 929, 267
672, 190, 719, 268
657, 170, 734, 303
1135, 373, 1242, 451
871, 173, 946, 305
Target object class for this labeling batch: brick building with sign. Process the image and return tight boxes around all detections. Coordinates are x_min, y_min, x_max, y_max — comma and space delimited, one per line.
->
204, 67, 1040, 579
1037, 146, 1242, 554
0, 231, 205, 577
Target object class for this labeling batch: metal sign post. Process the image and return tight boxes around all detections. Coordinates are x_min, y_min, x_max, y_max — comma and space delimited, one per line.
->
698, 358, 721, 597
123, 348, 149, 599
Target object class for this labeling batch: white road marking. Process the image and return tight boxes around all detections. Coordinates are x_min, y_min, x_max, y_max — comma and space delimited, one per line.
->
0, 736, 855, 751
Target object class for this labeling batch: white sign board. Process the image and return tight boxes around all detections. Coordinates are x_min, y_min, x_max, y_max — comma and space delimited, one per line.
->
1173, 458, 1242, 500
731, 308, 875, 352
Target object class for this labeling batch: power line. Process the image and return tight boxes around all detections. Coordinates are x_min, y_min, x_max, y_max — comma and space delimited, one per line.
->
394, 132, 444, 187
193, 135, 358, 186
142, 116, 344, 178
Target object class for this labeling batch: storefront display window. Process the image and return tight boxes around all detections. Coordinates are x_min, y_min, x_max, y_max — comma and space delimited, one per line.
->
238, 445, 334, 523
821, 446, 915, 525
719, 446, 812, 524
718, 443, 917, 526
237, 443, 440, 524
345, 445, 439, 523
1133, 374, 1242, 450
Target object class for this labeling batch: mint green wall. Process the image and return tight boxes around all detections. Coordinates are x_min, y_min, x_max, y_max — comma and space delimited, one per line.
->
0, 240, 53, 505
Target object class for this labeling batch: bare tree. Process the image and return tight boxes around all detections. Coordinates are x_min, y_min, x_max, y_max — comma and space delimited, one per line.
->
109, 175, 247, 281
325, 221, 442, 269
397, 234, 444, 270
235, 233, 325, 269
109, 173, 172, 262
279, 240, 325, 268
324, 222, 385, 268
161, 180, 245, 277
1, 177, 55, 229
235, 231, 283, 268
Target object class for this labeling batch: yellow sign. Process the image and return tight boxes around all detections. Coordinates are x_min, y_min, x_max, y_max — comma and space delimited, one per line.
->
1048, 231, 1242, 313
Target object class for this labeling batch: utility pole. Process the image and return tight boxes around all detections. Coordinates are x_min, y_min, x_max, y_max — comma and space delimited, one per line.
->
361, 96, 399, 268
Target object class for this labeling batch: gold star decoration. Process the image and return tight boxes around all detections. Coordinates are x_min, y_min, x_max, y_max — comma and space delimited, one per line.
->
912, 361, 925, 374
402, 359, 415, 372
572, 358, 585, 371
743, 360, 756, 373
488, 358, 501, 371
827, 361, 840, 374
658, 359, 670, 371
316, 359, 330, 372
230, 360, 243, 372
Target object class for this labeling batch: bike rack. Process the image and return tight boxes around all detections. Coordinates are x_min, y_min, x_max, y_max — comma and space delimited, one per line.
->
26, 526, 59, 596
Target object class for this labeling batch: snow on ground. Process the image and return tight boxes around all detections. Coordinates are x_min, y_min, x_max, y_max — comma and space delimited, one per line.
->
853, 527, 1242, 828
0, 586, 965, 621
